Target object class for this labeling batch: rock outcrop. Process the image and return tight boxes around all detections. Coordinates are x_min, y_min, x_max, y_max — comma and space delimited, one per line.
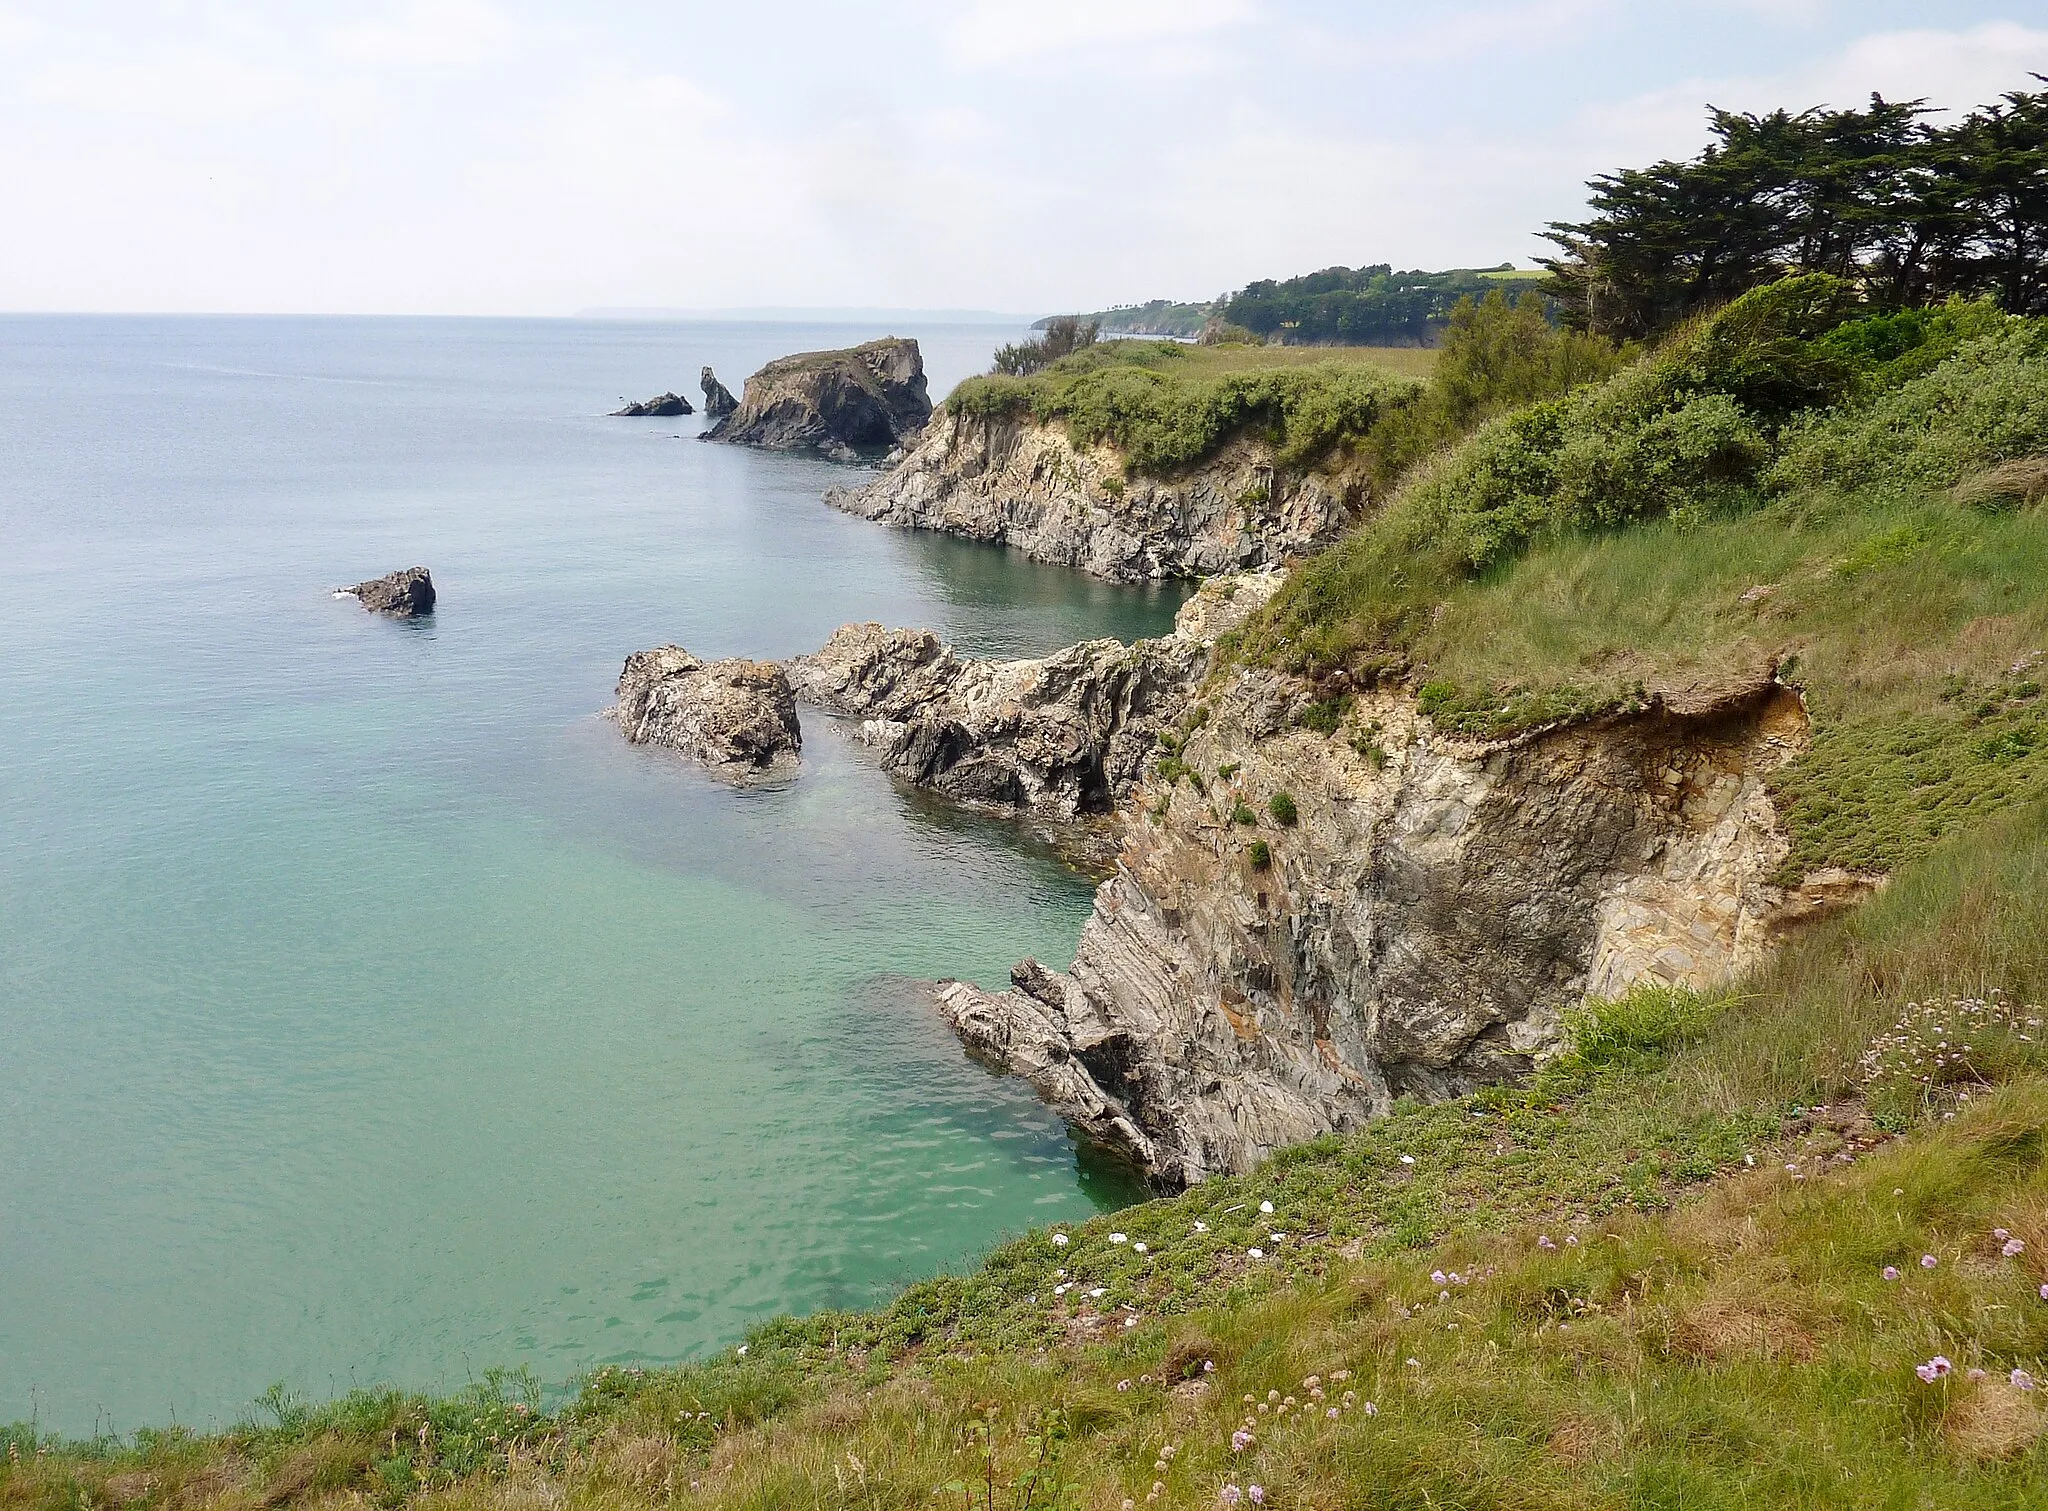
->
934, 664, 1822, 1186
610, 646, 801, 779
612, 392, 694, 417
787, 572, 1283, 826
339, 566, 435, 617
700, 367, 738, 419
827, 408, 1367, 582
703, 338, 931, 462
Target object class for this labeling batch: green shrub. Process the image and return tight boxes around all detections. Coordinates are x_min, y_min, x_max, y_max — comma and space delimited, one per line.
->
1267, 791, 1299, 826
1247, 839, 1272, 869
1295, 695, 1350, 734
1552, 985, 1723, 1075
1230, 799, 1257, 825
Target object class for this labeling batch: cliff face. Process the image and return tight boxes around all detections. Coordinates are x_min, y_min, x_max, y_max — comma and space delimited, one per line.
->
936, 665, 1828, 1186
827, 407, 1365, 583
704, 338, 931, 461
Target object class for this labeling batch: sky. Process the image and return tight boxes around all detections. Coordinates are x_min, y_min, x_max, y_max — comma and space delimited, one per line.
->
0, 1, 2043, 317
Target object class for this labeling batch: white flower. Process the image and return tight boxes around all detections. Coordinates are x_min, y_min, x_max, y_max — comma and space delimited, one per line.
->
1259, 1201, 1275, 1214
1134, 1242, 1149, 1254
1247, 1247, 1265, 1259
1110, 1232, 1128, 1244
735, 1345, 747, 1357
1399, 1155, 1416, 1165
1052, 1233, 1069, 1246
1194, 1220, 1209, 1232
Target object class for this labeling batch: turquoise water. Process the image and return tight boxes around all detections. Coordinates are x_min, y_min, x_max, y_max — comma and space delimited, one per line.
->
0, 316, 1184, 1436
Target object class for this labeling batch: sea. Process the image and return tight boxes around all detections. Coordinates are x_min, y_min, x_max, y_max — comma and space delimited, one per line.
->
0, 315, 1185, 1436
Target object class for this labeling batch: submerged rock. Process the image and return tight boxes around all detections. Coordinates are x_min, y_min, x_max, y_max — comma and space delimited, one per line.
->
611, 645, 801, 779
703, 338, 931, 462
612, 392, 694, 417
339, 566, 435, 617
700, 366, 738, 419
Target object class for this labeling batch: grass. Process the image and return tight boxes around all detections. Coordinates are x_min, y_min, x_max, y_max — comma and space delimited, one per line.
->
16, 804, 2048, 1507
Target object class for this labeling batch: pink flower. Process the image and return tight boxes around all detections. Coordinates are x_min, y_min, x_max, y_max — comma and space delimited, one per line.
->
1882, 1266, 1900, 1280
2003, 1238, 2026, 1258
1537, 1235, 1557, 1250
2013, 1369, 2037, 1391
1230, 1430, 1253, 1453
1995, 1228, 2011, 1241
1247, 1489, 1265, 1506
1915, 1356, 1953, 1382
1968, 1368, 1987, 1381
1362, 1401, 1378, 1416
1326, 1407, 1339, 1419
2040, 1283, 2048, 1301
1921, 1254, 1939, 1269
1220, 1487, 1242, 1507
1430, 1270, 1447, 1286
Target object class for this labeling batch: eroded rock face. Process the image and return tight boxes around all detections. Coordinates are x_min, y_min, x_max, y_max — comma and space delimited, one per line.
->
340, 566, 435, 617
827, 408, 1367, 583
936, 668, 1816, 1187
700, 367, 738, 419
703, 338, 931, 461
612, 393, 694, 417
611, 646, 801, 778
786, 572, 1284, 824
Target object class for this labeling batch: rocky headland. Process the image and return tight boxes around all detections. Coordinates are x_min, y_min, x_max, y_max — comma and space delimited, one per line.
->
703, 337, 931, 462
930, 661, 1843, 1186
339, 566, 435, 617
827, 407, 1367, 582
609, 646, 801, 780
612, 392, 694, 417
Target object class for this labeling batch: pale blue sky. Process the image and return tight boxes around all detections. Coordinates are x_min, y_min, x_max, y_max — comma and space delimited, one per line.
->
1, 1, 2042, 315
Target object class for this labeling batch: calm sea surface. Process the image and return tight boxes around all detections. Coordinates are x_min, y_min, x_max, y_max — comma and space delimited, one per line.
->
0, 316, 1184, 1435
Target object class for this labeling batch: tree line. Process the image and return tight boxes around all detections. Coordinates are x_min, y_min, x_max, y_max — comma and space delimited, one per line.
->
1543, 80, 2048, 339
1221, 264, 1545, 346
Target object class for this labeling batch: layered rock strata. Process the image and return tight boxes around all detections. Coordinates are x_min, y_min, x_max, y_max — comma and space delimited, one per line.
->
936, 666, 1823, 1186
339, 566, 435, 617
704, 338, 931, 461
786, 572, 1283, 824
610, 646, 801, 779
827, 408, 1367, 582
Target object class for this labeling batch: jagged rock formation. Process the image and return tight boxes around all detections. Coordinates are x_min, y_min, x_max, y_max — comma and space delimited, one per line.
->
827, 408, 1366, 582
935, 665, 1836, 1187
610, 646, 801, 779
786, 572, 1283, 823
703, 338, 931, 462
612, 392, 694, 417
339, 566, 435, 617
700, 367, 738, 420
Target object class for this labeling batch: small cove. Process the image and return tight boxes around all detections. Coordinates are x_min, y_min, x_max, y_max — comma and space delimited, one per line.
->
0, 315, 1185, 1434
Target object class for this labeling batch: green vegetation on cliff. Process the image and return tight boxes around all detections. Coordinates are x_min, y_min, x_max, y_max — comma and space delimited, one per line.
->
1239, 275, 2048, 882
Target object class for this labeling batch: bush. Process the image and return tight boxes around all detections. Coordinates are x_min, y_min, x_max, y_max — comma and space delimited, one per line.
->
1267, 791, 1299, 826
1230, 799, 1257, 825
1248, 840, 1272, 869
1553, 985, 1722, 1074
991, 317, 1099, 377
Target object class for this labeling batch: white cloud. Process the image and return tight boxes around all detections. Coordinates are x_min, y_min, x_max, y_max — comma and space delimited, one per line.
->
936, 0, 1255, 68
323, 0, 523, 68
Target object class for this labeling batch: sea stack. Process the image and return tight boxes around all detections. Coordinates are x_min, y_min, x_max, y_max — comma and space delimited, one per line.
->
610, 645, 802, 779
702, 337, 931, 462
340, 566, 435, 617
612, 392, 694, 417
700, 367, 738, 419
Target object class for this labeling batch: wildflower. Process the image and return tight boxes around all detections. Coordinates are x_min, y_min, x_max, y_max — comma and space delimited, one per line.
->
1969, 1368, 1988, 1381
1111, 1233, 1129, 1244
1124, 1501, 1136, 1511
1922, 1254, 1939, 1269
1405, 1357, 1421, 1368
1125, 1317, 1139, 1329
1220, 1487, 1242, 1507
1564, 1235, 1579, 1247
1052, 1232, 1069, 1247
2040, 1283, 2048, 1301
1248, 1489, 1264, 1506
1330, 1370, 1349, 1381
1995, 1228, 2011, 1241
1117, 1379, 1132, 1392
1247, 1247, 1265, 1259
1431, 1270, 1447, 1286
1268, 1390, 1280, 1403
1362, 1401, 1378, 1415
1537, 1235, 1557, 1250
1231, 1430, 1253, 1452
2013, 1369, 2037, 1391
1341, 1391, 1356, 1407
1204, 1360, 1216, 1372
2004, 1238, 2026, 1258
1882, 1266, 1900, 1281
1399, 1155, 1415, 1165
1915, 1356, 1953, 1383
1259, 1201, 1275, 1214
1194, 1220, 1210, 1233
735, 1345, 747, 1357
1134, 1242, 1149, 1254
1327, 1407, 1339, 1419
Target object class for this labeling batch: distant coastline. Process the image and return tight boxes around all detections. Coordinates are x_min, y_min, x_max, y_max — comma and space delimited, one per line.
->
574, 305, 1035, 324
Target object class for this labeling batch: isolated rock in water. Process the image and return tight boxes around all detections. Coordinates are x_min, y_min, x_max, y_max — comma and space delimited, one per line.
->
702, 337, 931, 461
612, 392, 694, 417
611, 645, 801, 778
340, 566, 435, 617
700, 366, 738, 419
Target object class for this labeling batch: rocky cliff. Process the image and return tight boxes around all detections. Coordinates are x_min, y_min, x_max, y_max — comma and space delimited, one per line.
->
787, 573, 1283, 842
827, 407, 1366, 582
704, 338, 931, 462
935, 663, 1837, 1186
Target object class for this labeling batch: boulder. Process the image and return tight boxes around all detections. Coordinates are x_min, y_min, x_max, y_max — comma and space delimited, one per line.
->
702, 338, 931, 462
612, 392, 694, 417
700, 367, 738, 419
611, 645, 801, 779
339, 566, 435, 617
